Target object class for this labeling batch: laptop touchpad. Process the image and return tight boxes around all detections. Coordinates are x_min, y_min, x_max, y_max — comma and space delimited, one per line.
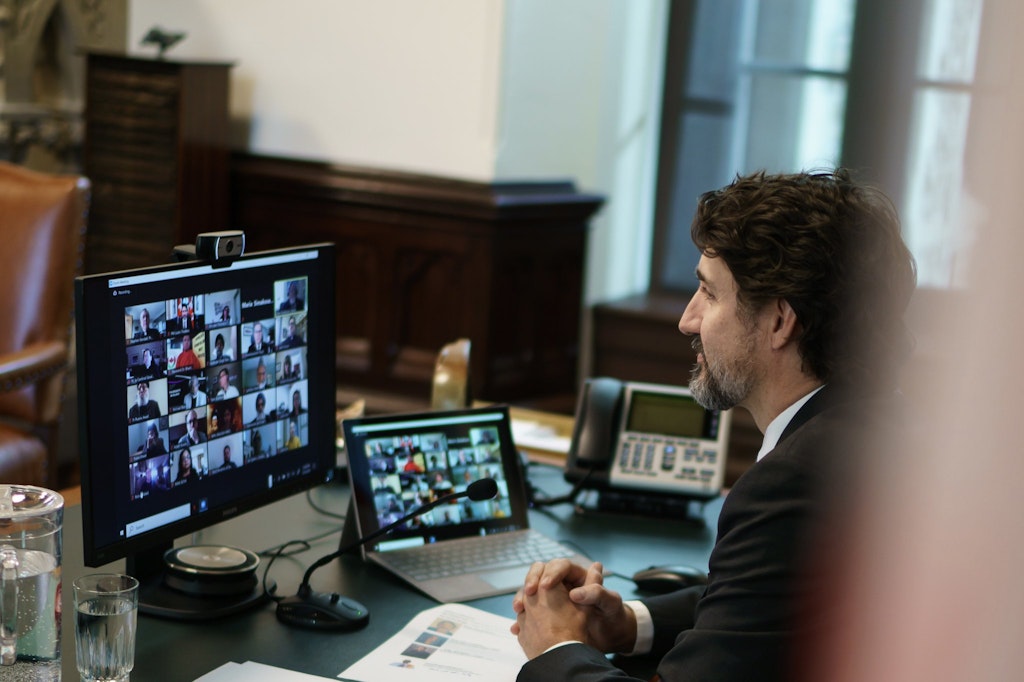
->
482, 566, 530, 590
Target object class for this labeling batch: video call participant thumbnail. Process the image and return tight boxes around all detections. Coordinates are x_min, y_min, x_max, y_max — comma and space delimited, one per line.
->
207, 290, 240, 329
128, 344, 165, 382
285, 419, 302, 450
245, 320, 274, 356
175, 409, 207, 448
275, 381, 308, 425
172, 332, 204, 371
245, 424, 273, 462
276, 315, 305, 350
243, 356, 274, 393
277, 279, 305, 312
129, 454, 171, 499
209, 398, 243, 436
166, 295, 204, 333
135, 421, 167, 457
129, 305, 163, 342
168, 373, 207, 411
172, 446, 204, 485
245, 391, 272, 426
277, 350, 302, 383
286, 386, 306, 422
210, 436, 244, 473
211, 366, 240, 400
128, 381, 163, 422
208, 330, 236, 365
280, 414, 307, 451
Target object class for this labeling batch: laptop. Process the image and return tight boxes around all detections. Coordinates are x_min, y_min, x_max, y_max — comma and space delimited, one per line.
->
342, 406, 592, 602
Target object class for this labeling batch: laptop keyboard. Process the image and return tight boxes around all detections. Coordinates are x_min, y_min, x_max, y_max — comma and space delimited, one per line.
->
382, 530, 576, 582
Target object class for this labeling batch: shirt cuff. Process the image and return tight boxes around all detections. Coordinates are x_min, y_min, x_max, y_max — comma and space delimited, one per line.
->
542, 640, 584, 655
625, 600, 653, 656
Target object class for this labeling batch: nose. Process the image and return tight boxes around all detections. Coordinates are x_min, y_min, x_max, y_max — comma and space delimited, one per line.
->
678, 292, 702, 336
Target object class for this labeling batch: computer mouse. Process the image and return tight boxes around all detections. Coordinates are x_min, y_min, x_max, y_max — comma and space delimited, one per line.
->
275, 589, 370, 631
632, 564, 708, 594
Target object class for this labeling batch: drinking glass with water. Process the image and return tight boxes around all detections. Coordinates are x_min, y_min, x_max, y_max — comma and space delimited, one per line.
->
73, 574, 139, 682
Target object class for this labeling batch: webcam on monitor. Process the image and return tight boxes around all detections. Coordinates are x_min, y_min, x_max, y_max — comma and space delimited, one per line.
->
174, 230, 246, 267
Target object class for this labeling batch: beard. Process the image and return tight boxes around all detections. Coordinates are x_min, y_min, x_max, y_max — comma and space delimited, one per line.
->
688, 336, 755, 411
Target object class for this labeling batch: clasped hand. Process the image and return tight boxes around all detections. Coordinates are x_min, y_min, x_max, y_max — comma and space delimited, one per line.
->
511, 559, 637, 659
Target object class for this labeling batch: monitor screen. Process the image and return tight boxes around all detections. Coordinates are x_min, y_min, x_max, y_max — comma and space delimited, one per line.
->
74, 244, 337, 580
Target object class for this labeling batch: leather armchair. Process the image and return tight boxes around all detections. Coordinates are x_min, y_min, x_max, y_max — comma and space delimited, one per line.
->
0, 162, 89, 486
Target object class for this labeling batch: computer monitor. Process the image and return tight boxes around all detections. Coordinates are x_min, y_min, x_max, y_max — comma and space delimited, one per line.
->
74, 243, 337, 619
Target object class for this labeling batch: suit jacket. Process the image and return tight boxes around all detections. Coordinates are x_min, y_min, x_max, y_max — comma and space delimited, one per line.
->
519, 386, 899, 682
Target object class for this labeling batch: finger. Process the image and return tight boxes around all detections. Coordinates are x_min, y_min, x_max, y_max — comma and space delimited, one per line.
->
512, 588, 525, 614
569, 581, 623, 615
522, 561, 547, 596
511, 608, 527, 638
537, 558, 579, 589
583, 561, 604, 587
568, 582, 605, 606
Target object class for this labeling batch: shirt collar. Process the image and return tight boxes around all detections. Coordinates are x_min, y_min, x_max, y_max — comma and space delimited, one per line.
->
756, 385, 825, 462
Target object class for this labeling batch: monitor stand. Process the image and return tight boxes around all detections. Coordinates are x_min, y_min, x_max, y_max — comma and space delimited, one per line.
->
127, 542, 275, 621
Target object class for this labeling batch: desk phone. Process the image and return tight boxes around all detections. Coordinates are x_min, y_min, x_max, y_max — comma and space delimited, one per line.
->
565, 377, 731, 500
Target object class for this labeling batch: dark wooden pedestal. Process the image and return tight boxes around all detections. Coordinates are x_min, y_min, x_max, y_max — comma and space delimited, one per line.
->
229, 155, 604, 412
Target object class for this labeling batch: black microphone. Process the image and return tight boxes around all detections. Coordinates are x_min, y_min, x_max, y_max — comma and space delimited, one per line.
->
275, 478, 499, 630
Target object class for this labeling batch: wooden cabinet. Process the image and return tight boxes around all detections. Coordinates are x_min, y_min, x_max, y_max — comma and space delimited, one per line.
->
230, 156, 604, 411
83, 52, 232, 274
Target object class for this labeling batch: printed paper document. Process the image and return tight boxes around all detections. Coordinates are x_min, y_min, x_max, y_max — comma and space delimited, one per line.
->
339, 603, 527, 681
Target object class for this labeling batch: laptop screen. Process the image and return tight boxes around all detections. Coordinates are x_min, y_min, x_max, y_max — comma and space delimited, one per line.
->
343, 407, 531, 553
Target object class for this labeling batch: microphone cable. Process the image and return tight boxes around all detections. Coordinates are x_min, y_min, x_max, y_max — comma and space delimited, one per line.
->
257, 485, 350, 601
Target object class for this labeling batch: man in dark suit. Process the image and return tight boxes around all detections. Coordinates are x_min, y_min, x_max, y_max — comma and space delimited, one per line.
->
246, 321, 273, 355
132, 307, 162, 341
511, 169, 917, 682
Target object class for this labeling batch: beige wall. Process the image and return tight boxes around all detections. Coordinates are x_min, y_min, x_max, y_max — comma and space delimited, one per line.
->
127, 0, 668, 306
129, 0, 505, 180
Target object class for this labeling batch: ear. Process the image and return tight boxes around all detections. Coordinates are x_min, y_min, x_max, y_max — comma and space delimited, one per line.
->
769, 298, 800, 350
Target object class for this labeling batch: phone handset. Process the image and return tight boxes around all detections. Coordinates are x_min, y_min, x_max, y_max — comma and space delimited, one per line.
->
568, 377, 624, 469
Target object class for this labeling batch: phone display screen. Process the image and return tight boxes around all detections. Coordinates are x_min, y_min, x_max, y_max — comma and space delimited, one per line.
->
625, 390, 714, 439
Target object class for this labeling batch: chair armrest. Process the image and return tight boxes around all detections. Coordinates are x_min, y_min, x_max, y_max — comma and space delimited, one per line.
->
0, 341, 68, 393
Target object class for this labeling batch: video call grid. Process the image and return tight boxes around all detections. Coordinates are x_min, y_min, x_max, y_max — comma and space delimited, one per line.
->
122, 278, 312, 499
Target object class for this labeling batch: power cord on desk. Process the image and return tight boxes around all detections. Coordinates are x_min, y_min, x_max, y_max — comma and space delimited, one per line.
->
523, 459, 592, 508
304, 487, 346, 520
258, 527, 342, 603
257, 486, 348, 602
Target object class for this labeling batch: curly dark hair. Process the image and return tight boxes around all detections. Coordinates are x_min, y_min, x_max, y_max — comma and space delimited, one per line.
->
691, 169, 917, 388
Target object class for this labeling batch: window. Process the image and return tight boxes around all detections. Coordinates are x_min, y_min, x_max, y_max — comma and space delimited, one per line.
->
652, 0, 984, 292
